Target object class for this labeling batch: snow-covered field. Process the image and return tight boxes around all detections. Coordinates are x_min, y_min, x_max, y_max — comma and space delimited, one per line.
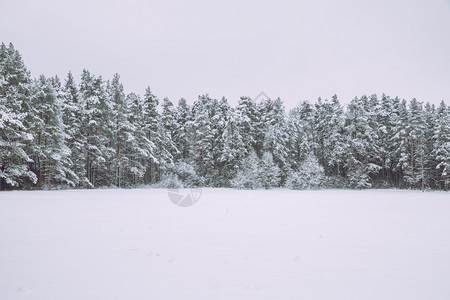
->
1, 189, 450, 300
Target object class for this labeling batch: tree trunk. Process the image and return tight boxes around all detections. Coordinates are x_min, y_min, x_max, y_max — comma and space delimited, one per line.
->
0, 164, 6, 190
149, 162, 152, 183
410, 136, 414, 174
117, 141, 120, 187
421, 149, 424, 192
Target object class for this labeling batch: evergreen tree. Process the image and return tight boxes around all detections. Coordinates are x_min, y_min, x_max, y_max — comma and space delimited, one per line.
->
286, 106, 311, 171
391, 98, 409, 186
298, 100, 317, 155
161, 97, 179, 157
433, 101, 450, 190
158, 97, 178, 179
344, 96, 382, 188
0, 43, 36, 189
213, 97, 232, 185
110, 74, 133, 187
236, 96, 260, 155
142, 87, 160, 183
173, 98, 191, 161
377, 94, 396, 184
220, 107, 246, 185
62, 71, 87, 187
423, 102, 438, 189
191, 94, 216, 185
79, 69, 112, 187
315, 95, 346, 176
125, 92, 148, 185
261, 98, 290, 183
403, 98, 427, 188
29, 75, 75, 186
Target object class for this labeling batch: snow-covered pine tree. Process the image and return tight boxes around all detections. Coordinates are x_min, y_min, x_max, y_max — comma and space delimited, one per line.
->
314, 95, 346, 176
287, 107, 305, 171
62, 71, 88, 187
423, 102, 438, 189
29, 75, 76, 187
314, 97, 327, 168
209, 97, 231, 186
261, 97, 290, 184
79, 70, 112, 187
433, 101, 450, 190
142, 87, 160, 183
0, 43, 36, 189
366, 94, 385, 183
161, 97, 178, 156
286, 104, 314, 172
236, 96, 260, 155
191, 94, 216, 185
403, 98, 427, 189
220, 107, 246, 186
390, 97, 408, 186
170, 98, 199, 186
344, 96, 382, 188
109, 74, 134, 187
125, 92, 149, 185
298, 100, 318, 155
173, 98, 191, 161
376, 94, 396, 185
158, 97, 178, 180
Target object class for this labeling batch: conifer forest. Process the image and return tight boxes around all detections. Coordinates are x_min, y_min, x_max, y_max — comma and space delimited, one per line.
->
1, 42, 449, 191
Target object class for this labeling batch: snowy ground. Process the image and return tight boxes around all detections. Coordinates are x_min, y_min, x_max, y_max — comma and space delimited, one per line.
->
1, 188, 450, 300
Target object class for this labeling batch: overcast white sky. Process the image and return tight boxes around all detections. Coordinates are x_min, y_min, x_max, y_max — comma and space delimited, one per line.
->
1, 0, 449, 108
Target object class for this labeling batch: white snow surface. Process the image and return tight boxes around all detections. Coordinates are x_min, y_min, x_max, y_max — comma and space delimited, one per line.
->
1, 188, 450, 300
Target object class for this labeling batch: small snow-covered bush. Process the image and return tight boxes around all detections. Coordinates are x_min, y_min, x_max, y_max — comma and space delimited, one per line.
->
231, 151, 262, 189
346, 160, 381, 189
285, 172, 305, 189
348, 169, 371, 189
231, 151, 282, 189
260, 152, 281, 189
286, 153, 324, 189
172, 161, 200, 187
323, 175, 348, 189
154, 175, 184, 189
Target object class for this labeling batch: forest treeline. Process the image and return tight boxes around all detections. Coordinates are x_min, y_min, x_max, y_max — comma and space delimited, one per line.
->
1, 43, 449, 191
